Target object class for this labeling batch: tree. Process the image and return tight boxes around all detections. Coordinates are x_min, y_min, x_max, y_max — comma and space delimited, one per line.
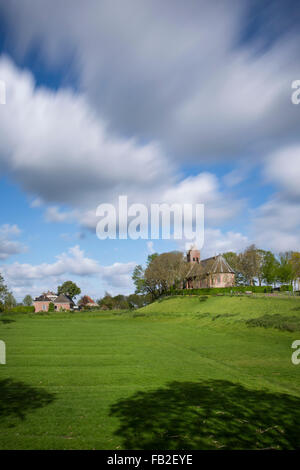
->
256, 249, 269, 286
133, 251, 189, 300
128, 293, 148, 309
111, 295, 125, 309
239, 245, 261, 286
261, 251, 279, 286
78, 296, 91, 307
98, 292, 114, 310
23, 295, 33, 306
290, 252, 300, 289
57, 281, 81, 300
0, 273, 8, 310
222, 251, 247, 285
277, 252, 294, 285
48, 302, 55, 312
132, 265, 146, 294
4, 292, 17, 309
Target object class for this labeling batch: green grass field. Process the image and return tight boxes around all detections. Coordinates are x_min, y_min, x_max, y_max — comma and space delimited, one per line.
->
1, 295, 300, 450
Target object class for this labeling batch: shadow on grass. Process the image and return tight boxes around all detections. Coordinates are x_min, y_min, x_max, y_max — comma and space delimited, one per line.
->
0, 378, 56, 421
0, 319, 15, 324
211, 313, 238, 321
110, 380, 300, 450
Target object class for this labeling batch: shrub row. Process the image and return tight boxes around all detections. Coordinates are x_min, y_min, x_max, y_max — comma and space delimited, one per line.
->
246, 314, 300, 332
3, 305, 35, 314
169, 285, 275, 295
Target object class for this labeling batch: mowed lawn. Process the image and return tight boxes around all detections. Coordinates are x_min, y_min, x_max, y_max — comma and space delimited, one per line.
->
0, 295, 300, 450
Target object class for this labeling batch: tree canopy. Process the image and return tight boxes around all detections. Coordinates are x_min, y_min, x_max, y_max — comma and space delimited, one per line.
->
133, 251, 190, 299
23, 295, 33, 306
57, 281, 81, 300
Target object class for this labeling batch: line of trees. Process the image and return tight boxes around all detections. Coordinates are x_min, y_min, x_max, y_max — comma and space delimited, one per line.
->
223, 245, 300, 288
96, 292, 152, 310
132, 246, 300, 301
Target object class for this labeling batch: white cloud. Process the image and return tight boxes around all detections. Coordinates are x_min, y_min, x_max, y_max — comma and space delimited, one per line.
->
247, 146, 300, 253
182, 228, 249, 258
1, 245, 100, 280
264, 145, 300, 200
30, 197, 44, 208
147, 241, 155, 254
1, 245, 136, 300
202, 228, 249, 257
0, 57, 244, 234
0, 224, 26, 260
101, 262, 136, 290
45, 206, 77, 223
0, 56, 171, 210
251, 196, 300, 253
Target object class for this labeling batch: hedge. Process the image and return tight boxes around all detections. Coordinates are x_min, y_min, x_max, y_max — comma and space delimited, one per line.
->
280, 285, 293, 292
3, 305, 35, 314
169, 285, 274, 296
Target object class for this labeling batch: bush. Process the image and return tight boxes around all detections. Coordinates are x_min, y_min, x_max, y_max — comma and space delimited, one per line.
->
80, 305, 102, 311
280, 285, 293, 292
246, 314, 300, 332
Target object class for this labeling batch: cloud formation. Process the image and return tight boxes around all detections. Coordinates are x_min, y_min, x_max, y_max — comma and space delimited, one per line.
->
0, 224, 26, 260
1, 245, 136, 299
0, 57, 243, 233
0, 0, 299, 272
1, 0, 299, 160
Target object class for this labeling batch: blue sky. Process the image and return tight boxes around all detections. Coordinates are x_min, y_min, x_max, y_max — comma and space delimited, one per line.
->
0, 0, 299, 301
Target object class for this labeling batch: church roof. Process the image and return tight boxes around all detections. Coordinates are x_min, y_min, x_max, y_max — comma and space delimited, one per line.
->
201, 255, 235, 274
187, 254, 235, 278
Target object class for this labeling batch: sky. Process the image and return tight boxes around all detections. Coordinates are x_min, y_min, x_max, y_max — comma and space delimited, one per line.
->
0, 0, 299, 301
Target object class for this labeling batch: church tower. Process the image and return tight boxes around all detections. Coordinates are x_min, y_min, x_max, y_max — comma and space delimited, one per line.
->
187, 246, 200, 263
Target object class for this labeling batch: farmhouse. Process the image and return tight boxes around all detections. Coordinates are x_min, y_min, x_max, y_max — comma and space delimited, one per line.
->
185, 247, 235, 289
34, 292, 74, 312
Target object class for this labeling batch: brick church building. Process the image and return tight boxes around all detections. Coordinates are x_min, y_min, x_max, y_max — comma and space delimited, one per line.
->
185, 247, 235, 289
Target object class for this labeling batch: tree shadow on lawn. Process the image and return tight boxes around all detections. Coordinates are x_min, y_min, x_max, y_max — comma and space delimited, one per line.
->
0, 378, 56, 422
109, 380, 300, 450
0, 319, 15, 324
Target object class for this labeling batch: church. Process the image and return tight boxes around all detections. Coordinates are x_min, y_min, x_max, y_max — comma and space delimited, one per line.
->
185, 247, 235, 289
